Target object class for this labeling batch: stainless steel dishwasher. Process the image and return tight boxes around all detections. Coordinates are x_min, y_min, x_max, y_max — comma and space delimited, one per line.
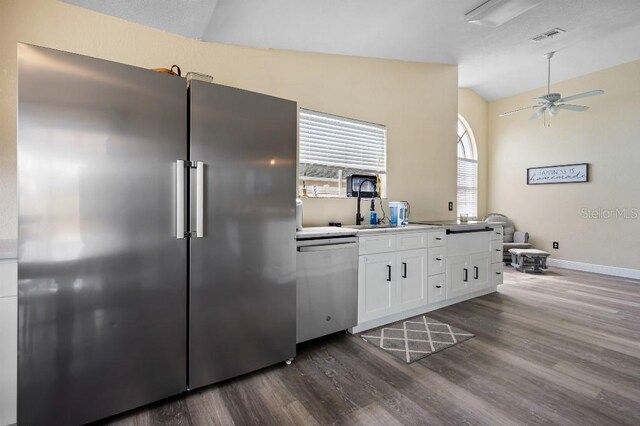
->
296, 234, 358, 343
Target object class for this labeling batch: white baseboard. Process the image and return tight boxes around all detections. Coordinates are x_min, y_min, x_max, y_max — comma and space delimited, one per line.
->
547, 258, 640, 280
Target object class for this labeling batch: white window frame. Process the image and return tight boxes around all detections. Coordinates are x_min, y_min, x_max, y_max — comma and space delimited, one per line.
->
457, 115, 478, 219
298, 108, 387, 198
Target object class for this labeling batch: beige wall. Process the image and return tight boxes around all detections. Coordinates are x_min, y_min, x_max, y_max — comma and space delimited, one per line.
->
0, 0, 458, 238
458, 88, 488, 219
488, 60, 640, 270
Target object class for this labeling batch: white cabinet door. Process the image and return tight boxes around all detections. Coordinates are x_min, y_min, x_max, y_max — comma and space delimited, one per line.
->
396, 249, 427, 311
428, 274, 446, 304
358, 252, 396, 322
446, 255, 471, 299
469, 252, 490, 291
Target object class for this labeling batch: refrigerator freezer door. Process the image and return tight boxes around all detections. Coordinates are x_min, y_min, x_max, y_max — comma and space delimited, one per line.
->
17, 44, 188, 425
189, 81, 297, 388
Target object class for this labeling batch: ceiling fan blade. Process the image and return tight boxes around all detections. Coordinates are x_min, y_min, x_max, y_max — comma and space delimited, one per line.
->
558, 90, 604, 103
557, 104, 589, 112
530, 106, 546, 120
499, 105, 538, 117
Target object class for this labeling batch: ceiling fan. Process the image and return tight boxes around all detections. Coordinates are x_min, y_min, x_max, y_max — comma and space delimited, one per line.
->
500, 51, 604, 126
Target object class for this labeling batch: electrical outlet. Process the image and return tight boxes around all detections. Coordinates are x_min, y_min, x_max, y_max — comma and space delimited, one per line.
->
448, 201, 453, 211
553, 242, 559, 249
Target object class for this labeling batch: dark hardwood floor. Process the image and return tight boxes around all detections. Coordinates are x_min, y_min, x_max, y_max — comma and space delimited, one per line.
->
103, 267, 640, 426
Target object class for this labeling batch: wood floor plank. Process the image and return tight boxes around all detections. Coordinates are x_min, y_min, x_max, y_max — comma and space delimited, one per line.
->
184, 387, 236, 426
101, 267, 640, 426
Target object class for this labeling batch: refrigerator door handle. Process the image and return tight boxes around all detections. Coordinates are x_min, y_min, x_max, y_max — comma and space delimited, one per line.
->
195, 161, 204, 238
176, 160, 186, 239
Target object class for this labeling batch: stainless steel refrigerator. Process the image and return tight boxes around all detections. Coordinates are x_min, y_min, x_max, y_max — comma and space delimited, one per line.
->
17, 44, 296, 426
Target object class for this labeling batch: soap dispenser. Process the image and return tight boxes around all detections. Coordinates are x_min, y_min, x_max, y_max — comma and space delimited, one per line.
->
369, 199, 377, 225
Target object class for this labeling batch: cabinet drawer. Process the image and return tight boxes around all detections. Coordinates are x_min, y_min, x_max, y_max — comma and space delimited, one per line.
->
492, 262, 504, 285
490, 226, 504, 241
427, 231, 446, 247
427, 246, 446, 276
359, 234, 397, 255
490, 240, 503, 264
446, 232, 490, 257
397, 232, 427, 251
0, 262, 17, 298
428, 274, 446, 304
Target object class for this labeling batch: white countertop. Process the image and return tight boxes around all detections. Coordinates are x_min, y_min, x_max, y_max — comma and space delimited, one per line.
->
296, 226, 358, 239
296, 224, 440, 238
296, 221, 502, 239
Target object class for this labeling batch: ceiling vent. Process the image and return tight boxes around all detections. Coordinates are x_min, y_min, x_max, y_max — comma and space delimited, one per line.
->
530, 27, 566, 42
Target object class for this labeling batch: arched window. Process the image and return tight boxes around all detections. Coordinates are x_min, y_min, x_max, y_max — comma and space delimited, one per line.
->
457, 116, 478, 218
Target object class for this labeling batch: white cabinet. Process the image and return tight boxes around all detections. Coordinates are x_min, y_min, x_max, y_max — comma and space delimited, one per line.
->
353, 227, 500, 333
446, 255, 470, 298
358, 252, 396, 322
358, 248, 428, 323
446, 251, 492, 298
357, 232, 429, 324
489, 225, 504, 286
469, 252, 491, 291
397, 249, 427, 312
0, 261, 17, 426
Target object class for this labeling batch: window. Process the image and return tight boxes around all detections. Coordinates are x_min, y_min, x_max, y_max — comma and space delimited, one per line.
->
457, 116, 478, 218
299, 109, 386, 197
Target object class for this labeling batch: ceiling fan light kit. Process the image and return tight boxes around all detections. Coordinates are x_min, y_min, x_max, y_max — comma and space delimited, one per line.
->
499, 51, 604, 126
465, 0, 545, 28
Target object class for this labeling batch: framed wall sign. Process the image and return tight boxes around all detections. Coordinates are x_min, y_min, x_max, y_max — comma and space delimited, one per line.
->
527, 163, 589, 185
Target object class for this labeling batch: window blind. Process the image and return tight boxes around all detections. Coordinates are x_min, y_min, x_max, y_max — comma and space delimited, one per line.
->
299, 109, 386, 197
457, 158, 478, 218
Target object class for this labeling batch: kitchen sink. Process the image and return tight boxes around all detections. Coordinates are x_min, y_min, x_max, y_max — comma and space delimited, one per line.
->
344, 224, 395, 229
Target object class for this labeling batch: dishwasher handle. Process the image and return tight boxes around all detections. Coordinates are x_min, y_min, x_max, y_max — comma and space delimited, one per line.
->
297, 242, 358, 252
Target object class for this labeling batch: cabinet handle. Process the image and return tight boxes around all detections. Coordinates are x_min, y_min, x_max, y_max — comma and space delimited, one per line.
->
402, 262, 407, 278
435, 285, 442, 289
496, 272, 502, 275
435, 257, 442, 261
463, 268, 468, 282
386, 265, 392, 282
495, 249, 501, 252
474, 266, 479, 280
435, 237, 442, 241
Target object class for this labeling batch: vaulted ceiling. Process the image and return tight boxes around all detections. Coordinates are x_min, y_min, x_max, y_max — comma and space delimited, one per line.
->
62, 0, 640, 100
